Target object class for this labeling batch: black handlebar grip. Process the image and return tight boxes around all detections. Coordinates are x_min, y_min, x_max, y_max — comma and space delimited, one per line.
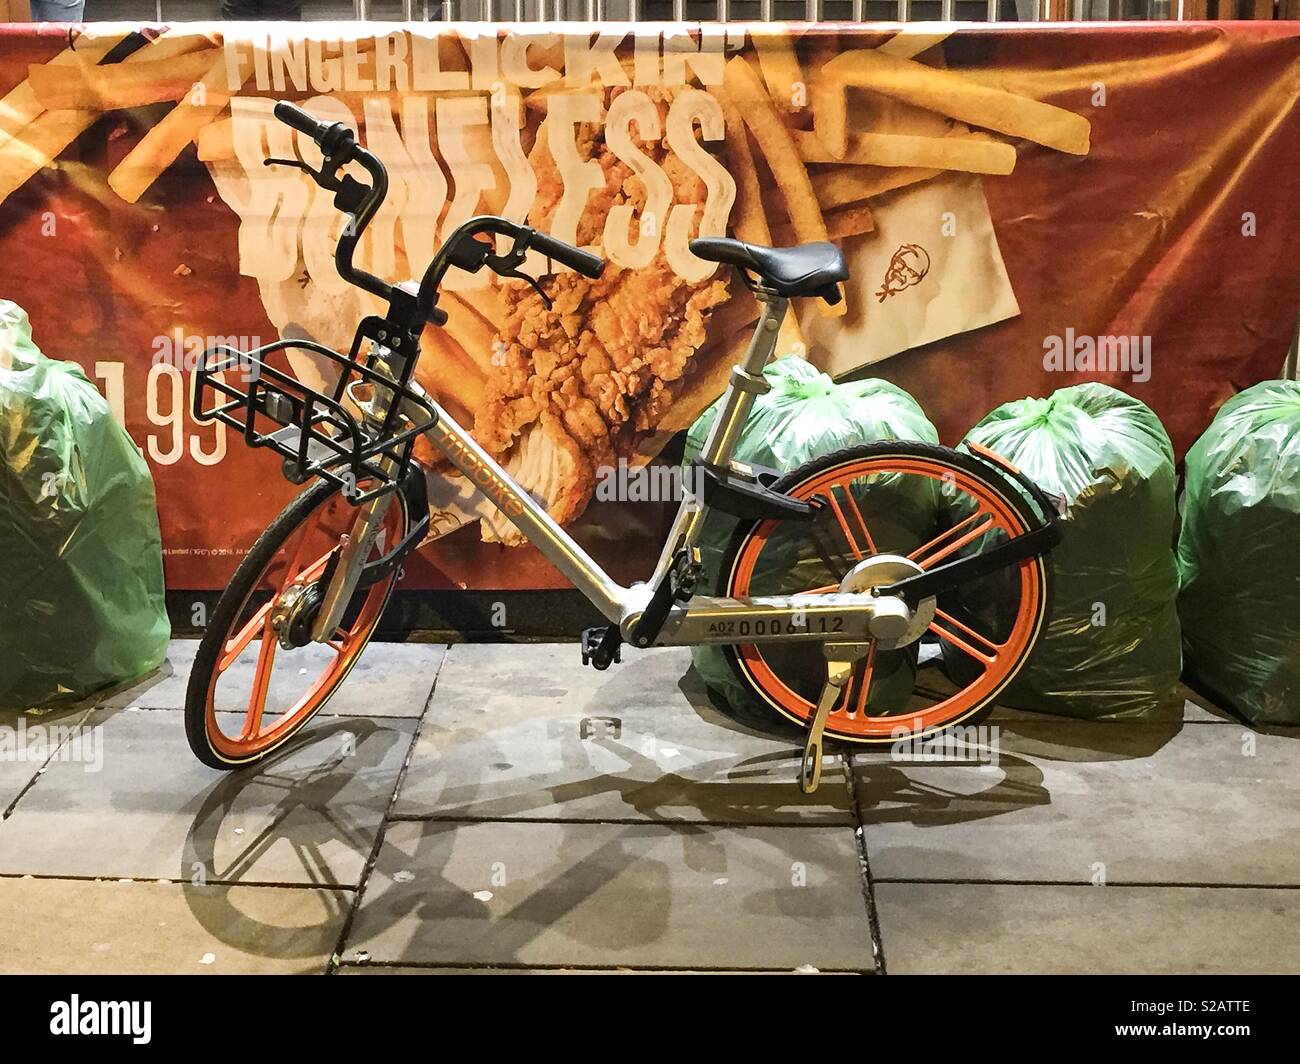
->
529, 231, 605, 279
274, 101, 325, 141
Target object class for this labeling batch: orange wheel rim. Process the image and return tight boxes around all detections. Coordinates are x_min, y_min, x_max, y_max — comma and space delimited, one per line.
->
729, 455, 1043, 740
204, 494, 404, 761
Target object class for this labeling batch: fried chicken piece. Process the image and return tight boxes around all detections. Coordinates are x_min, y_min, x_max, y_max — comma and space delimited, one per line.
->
476, 89, 731, 541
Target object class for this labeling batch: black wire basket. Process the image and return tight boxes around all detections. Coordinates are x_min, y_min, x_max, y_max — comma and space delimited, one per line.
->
193, 316, 438, 505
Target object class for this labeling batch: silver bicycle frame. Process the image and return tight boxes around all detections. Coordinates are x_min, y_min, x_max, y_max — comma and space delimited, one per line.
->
324, 290, 897, 648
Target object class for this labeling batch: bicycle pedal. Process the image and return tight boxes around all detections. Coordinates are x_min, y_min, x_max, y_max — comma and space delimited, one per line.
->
580, 626, 622, 671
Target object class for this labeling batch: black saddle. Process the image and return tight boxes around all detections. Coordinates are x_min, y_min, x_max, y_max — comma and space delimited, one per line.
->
689, 237, 848, 303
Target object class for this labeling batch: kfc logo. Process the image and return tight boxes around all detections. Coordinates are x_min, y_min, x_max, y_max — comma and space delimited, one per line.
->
876, 243, 932, 302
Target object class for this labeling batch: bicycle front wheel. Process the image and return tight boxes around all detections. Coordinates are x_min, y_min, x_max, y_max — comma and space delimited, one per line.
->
716, 441, 1050, 745
184, 480, 409, 769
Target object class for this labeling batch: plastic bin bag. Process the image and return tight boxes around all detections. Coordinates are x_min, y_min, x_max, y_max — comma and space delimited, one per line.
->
0, 300, 169, 707
683, 356, 939, 724
1177, 380, 1300, 725
953, 382, 1182, 720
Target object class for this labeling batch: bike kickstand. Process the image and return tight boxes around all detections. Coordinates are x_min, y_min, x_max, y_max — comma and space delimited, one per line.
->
799, 647, 866, 795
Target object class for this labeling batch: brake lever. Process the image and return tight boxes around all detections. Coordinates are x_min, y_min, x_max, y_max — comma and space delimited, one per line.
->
265, 156, 338, 188
485, 238, 553, 309
500, 267, 552, 309
265, 157, 370, 214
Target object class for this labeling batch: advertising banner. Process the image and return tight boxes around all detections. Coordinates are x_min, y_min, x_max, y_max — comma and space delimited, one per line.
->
1, 20, 1297, 594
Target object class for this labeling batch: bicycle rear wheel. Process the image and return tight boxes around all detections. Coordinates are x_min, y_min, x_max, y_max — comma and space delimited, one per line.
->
716, 441, 1050, 745
184, 480, 408, 769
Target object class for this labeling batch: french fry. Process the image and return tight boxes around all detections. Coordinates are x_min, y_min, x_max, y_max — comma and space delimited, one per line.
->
0, 28, 212, 183
195, 116, 233, 163
795, 128, 1016, 175
447, 284, 504, 329
810, 41, 849, 162
0, 31, 127, 145
817, 49, 1091, 159
877, 29, 952, 60
28, 48, 221, 112
752, 26, 805, 114
0, 109, 95, 202
108, 52, 246, 204
826, 205, 875, 241
775, 203, 874, 245
723, 56, 842, 316
417, 325, 486, 415
709, 83, 809, 357
805, 31, 839, 78
0, 30, 228, 205
810, 165, 938, 209
708, 84, 772, 246
438, 291, 498, 375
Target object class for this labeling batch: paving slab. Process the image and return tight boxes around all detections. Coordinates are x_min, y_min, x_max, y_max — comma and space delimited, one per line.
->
0, 706, 414, 886
0, 706, 93, 812
1179, 685, 1238, 724
875, 881, 1300, 974
112, 639, 443, 718
397, 642, 851, 824
344, 819, 876, 971
336, 964, 848, 974
0, 876, 347, 975
854, 717, 1300, 885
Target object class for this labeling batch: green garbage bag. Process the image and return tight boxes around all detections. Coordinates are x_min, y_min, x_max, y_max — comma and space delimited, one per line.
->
683, 356, 940, 726
952, 382, 1182, 720
0, 300, 169, 707
1177, 380, 1300, 725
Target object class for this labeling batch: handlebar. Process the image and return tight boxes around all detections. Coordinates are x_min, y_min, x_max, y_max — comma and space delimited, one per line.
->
269, 100, 605, 334
272, 100, 323, 139
528, 230, 606, 279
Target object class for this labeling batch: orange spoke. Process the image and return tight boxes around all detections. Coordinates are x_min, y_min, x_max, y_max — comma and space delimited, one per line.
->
297, 550, 334, 584
928, 608, 1001, 666
823, 489, 862, 560
240, 617, 278, 739
838, 484, 878, 556
840, 642, 876, 717
909, 511, 982, 566
800, 584, 840, 595
220, 599, 275, 671
279, 513, 321, 592
910, 513, 996, 570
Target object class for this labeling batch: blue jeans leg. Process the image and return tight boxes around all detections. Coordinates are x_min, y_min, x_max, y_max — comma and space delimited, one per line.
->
28, 0, 86, 21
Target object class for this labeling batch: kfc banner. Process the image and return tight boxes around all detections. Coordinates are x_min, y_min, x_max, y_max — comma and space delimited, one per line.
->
1, 20, 1297, 593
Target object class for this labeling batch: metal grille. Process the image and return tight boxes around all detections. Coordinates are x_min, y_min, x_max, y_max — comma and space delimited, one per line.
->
79, 0, 1288, 23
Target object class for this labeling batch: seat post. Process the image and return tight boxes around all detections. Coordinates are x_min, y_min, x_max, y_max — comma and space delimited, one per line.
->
697, 293, 788, 471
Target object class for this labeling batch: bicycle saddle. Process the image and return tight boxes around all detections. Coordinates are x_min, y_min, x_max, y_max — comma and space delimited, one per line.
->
689, 237, 848, 302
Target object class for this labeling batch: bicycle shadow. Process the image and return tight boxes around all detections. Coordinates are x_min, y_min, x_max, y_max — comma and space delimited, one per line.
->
176, 661, 1183, 967
677, 664, 1190, 829
180, 717, 407, 963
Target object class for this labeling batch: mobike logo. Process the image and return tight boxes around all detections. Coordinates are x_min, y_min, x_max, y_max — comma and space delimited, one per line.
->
434, 423, 525, 518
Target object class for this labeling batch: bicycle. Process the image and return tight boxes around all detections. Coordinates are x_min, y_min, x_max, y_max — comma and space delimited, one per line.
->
185, 101, 1060, 794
